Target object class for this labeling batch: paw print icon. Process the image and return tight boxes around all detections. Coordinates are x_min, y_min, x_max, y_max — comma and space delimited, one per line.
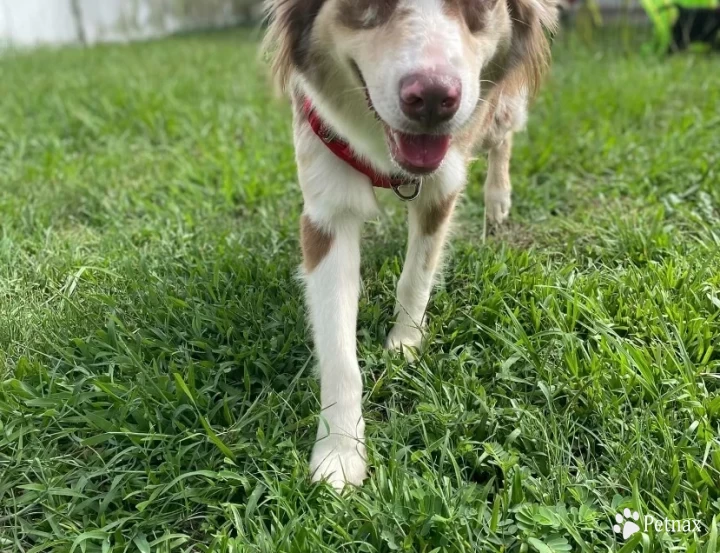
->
614, 508, 641, 540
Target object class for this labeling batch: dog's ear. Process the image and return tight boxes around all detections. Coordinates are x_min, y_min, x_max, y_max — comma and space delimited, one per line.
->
489, 0, 558, 95
263, 0, 328, 91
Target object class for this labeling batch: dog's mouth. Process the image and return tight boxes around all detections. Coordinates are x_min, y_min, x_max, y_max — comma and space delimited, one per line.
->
351, 61, 452, 176
386, 131, 452, 175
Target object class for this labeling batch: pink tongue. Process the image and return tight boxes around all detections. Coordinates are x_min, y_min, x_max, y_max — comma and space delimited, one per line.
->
394, 133, 451, 171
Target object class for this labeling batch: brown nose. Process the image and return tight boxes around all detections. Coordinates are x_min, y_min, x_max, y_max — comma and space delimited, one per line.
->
399, 73, 462, 127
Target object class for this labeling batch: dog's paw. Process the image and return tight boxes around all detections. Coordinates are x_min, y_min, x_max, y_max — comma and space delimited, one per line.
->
310, 436, 367, 490
484, 188, 511, 237
485, 188, 511, 226
385, 324, 423, 362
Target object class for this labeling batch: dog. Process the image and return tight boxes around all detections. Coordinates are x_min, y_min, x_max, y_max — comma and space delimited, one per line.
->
263, 0, 558, 489
665, 4, 720, 52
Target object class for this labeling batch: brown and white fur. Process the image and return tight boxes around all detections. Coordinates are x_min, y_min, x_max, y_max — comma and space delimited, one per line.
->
264, 0, 557, 489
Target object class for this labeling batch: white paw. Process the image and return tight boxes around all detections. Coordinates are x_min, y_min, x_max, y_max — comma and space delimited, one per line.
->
485, 188, 512, 228
385, 324, 424, 361
310, 435, 367, 490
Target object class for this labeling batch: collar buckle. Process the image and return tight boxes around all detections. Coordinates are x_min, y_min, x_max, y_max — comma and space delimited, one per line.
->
390, 178, 422, 202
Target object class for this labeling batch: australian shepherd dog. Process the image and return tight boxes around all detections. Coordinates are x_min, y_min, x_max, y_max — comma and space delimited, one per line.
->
263, 0, 558, 489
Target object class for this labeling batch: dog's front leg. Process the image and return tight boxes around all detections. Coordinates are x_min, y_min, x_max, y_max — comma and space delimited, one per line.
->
302, 211, 367, 489
386, 187, 459, 358
294, 112, 379, 489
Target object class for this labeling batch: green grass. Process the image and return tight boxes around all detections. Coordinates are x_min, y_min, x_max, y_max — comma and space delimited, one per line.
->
1, 30, 719, 553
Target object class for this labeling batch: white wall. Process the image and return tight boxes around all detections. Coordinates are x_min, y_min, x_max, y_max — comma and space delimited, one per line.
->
1, 0, 79, 46
0, 0, 260, 48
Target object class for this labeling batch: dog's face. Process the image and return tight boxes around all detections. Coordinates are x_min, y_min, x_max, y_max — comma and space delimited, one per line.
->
328, 0, 510, 174
267, 0, 555, 175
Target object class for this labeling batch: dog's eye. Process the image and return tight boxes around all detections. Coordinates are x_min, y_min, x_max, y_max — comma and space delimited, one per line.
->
337, 0, 399, 30
446, 0, 492, 33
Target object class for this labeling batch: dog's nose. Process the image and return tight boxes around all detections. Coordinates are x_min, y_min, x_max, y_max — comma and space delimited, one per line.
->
399, 73, 462, 127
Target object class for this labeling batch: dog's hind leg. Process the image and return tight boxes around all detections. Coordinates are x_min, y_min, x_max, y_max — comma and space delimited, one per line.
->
484, 134, 514, 238
481, 84, 526, 238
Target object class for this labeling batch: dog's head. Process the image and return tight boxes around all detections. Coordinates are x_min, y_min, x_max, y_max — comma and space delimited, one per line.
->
265, 0, 557, 175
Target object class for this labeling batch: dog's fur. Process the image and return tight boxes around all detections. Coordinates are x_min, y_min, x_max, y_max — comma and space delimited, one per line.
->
264, 0, 558, 489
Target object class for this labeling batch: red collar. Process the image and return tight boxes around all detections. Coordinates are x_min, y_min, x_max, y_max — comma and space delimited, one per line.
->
302, 98, 417, 193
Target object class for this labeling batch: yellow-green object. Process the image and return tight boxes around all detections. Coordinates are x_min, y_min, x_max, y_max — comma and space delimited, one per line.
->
640, 0, 720, 48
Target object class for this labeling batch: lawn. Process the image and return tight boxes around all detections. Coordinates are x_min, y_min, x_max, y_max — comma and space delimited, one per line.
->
1, 29, 719, 553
